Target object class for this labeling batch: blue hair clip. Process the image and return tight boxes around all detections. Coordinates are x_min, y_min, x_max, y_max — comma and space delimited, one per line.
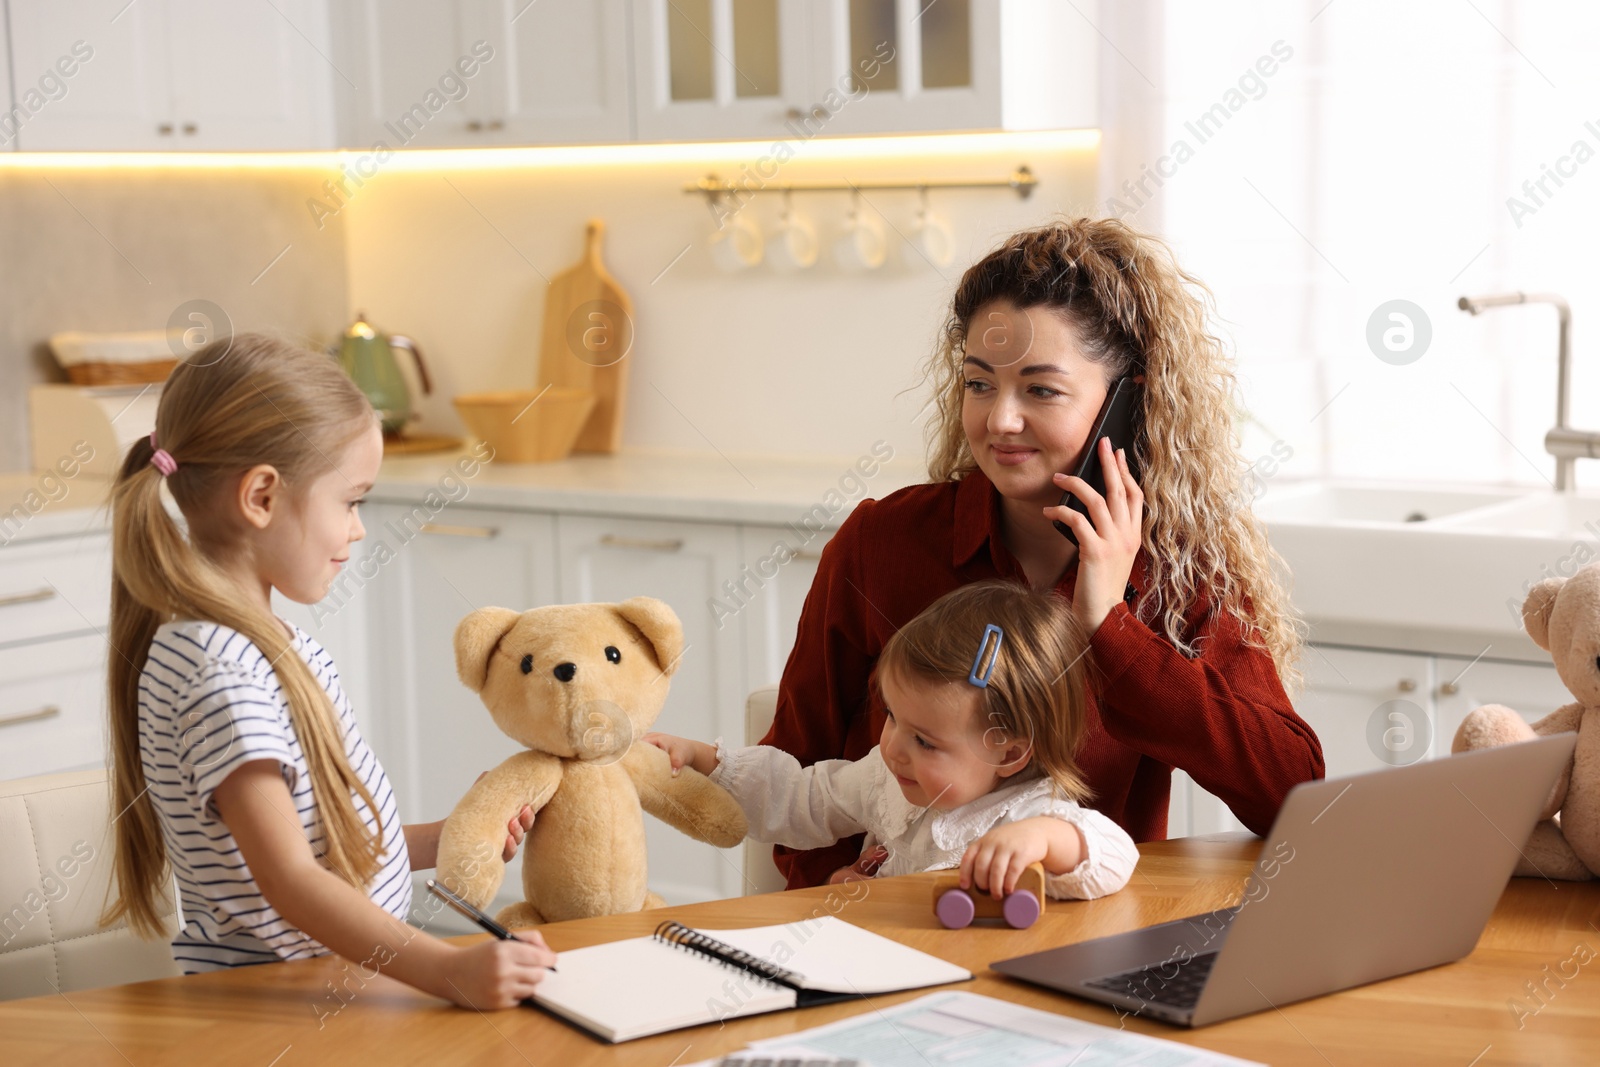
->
967, 624, 1004, 688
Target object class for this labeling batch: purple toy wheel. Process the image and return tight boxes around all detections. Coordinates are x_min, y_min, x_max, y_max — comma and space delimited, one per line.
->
936, 888, 976, 929
1002, 889, 1041, 929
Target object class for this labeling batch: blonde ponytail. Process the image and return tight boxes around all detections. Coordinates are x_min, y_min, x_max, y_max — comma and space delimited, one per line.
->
103, 335, 384, 939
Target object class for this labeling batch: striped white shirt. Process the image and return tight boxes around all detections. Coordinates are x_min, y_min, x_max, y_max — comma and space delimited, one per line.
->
138, 618, 411, 972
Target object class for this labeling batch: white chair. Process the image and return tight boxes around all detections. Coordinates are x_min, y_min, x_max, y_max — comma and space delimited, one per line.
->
741, 685, 789, 895
0, 769, 180, 1001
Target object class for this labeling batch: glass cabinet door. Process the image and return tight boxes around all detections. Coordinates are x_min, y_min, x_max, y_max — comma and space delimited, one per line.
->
813, 0, 1000, 136
634, 0, 812, 140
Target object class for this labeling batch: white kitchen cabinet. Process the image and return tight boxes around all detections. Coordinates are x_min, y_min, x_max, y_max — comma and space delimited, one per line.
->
330, 0, 495, 149
1297, 645, 1438, 776
0, 531, 112, 648
631, 0, 813, 142
738, 525, 831, 694
332, 0, 633, 149
806, 0, 1095, 138
7, 0, 333, 150
162, 0, 335, 150
556, 513, 747, 903
0, 529, 112, 777
481, 0, 634, 144
274, 554, 376, 741
1166, 770, 1193, 838
1182, 643, 1568, 837
0, 634, 107, 780
1186, 644, 1437, 836
5, 0, 168, 150
1434, 653, 1572, 751
358, 504, 560, 826
0, 9, 14, 151
631, 0, 1093, 143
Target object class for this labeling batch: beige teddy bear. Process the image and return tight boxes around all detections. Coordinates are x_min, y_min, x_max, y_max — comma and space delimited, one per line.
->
1451, 562, 1599, 881
435, 597, 749, 927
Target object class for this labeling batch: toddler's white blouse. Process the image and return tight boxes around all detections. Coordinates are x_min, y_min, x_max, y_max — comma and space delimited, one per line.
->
710, 742, 1139, 899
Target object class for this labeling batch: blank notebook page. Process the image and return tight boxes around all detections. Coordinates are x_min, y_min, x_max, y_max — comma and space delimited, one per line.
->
530, 937, 794, 1040
700, 917, 973, 994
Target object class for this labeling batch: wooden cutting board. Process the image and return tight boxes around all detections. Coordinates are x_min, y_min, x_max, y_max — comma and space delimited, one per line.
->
536, 218, 633, 453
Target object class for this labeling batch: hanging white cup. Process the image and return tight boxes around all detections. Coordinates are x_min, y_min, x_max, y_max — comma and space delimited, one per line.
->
768, 196, 819, 272
710, 212, 764, 272
904, 190, 955, 270
832, 195, 887, 272
910, 213, 954, 269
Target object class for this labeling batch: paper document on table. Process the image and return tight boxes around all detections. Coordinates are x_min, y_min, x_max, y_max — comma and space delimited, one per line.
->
730, 991, 1265, 1067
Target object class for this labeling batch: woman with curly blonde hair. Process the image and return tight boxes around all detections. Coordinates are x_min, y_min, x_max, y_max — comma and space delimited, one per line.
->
763, 216, 1324, 889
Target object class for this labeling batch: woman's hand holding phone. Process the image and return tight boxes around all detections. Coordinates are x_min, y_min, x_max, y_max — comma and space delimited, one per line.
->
1046, 436, 1144, 637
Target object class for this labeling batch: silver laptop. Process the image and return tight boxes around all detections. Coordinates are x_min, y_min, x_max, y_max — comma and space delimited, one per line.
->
992, 732, 1577, 1027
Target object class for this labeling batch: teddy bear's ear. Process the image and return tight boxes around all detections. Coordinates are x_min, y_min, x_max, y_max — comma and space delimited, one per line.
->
454, 607, 523, 692
614, 597, 685, 675
1521, 578, 1564, 651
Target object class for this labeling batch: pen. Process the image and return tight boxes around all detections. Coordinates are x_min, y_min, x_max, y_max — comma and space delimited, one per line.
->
425, 878, 558, 972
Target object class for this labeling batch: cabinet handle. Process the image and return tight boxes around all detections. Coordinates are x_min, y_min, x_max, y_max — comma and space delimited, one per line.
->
487, 119, 504, 131
182, 122, 197, 135
1439, 681, 1460, 696
599, 534, 684, 552
419, 522, 499, 539
466, 120, 483, 131
157, 122, 174, 135
0, 587, 55, 609
1397, 678, 1417, 693
0, 704, 60, 729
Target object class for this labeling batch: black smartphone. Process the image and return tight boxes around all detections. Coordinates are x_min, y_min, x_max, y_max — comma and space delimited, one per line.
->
1053, 377, 1142, 543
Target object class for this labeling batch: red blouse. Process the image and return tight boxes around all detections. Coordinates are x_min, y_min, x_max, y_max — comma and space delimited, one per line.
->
762, 468, 1325, 889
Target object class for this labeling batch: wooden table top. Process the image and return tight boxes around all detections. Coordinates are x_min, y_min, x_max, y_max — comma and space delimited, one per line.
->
4, 834, 1598, 1066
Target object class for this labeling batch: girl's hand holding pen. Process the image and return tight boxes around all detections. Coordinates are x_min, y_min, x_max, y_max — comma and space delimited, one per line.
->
427, 880, 557, 1009
442, 929, 558, 1010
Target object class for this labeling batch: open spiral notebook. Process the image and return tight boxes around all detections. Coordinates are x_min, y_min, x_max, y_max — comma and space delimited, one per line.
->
527, 916, 972, 1043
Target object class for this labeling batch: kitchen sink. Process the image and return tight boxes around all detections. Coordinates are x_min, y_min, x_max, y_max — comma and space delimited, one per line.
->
1256, 482, 1600, 646
1427, 492, 1600, 538
1253, 482, 1525, 526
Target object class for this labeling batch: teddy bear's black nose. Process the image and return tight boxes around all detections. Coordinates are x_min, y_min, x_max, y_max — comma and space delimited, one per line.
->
553, 662, 577, 683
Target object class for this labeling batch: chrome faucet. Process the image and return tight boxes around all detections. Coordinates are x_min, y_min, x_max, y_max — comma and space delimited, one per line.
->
1458, 292, 1582, 491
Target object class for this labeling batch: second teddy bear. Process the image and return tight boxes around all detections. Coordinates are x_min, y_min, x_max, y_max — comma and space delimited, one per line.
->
1451, 562, 1599, 881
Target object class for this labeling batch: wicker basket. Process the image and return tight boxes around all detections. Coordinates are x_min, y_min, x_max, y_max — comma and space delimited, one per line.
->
49, 331, 180, 386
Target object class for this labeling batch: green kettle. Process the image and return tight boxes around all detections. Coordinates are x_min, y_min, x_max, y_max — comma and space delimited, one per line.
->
336, 313, 431, 435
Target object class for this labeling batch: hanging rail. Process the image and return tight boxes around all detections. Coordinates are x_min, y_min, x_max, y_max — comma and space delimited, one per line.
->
684, 165, 1037, 205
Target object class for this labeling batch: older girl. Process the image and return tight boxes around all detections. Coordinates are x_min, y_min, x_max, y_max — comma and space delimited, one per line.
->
102, 334, 550, 1009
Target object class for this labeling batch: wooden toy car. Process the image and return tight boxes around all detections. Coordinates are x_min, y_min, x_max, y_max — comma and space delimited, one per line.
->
932, 862, 1046, 929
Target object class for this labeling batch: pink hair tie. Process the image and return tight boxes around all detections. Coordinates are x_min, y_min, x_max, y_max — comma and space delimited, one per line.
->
148, 433, 178, 477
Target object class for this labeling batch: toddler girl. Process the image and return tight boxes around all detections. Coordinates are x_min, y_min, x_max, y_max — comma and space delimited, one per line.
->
648, 579, 1139, 899
102, 334, 552, 1009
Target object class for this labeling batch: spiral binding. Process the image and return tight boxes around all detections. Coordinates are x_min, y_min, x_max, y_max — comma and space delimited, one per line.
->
652, 920, 806, 992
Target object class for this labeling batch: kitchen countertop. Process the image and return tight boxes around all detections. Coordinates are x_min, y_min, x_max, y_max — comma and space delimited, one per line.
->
0, 471, 113, 543
0, 455, 1557, 665
1307, 618, 1544, 665
370, 445, 926, 527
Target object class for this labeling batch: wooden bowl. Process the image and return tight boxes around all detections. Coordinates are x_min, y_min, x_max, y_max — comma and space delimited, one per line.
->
452, 387, 596, 463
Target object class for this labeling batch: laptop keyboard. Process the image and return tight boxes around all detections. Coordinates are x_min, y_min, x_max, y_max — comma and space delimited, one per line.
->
1085, 950, 1219, 1011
